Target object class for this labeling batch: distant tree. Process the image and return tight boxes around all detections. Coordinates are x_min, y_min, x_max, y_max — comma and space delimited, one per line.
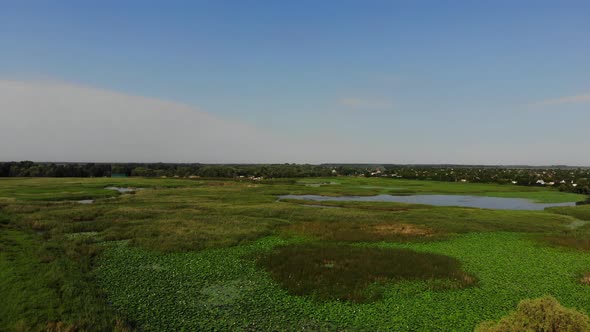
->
9, 165, 21, 177
131, 167, 154, 177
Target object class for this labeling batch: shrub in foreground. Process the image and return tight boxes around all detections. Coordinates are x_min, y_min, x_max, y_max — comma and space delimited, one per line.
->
476, 296, 590, 332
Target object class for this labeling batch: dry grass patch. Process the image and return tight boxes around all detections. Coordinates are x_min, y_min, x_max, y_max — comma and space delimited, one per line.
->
282, 221, 440, 242
542, 235, 590, 251
363, 223, 434, 237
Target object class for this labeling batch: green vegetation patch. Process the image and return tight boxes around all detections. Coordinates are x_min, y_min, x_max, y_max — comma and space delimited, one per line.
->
278, 202, 576, 243
536, 205, 590, 251
548, 204, 590, 221
95, 233, 590, 331
255, 244, 475, 302
0, 228, 129, 331
0, 177, 203, 201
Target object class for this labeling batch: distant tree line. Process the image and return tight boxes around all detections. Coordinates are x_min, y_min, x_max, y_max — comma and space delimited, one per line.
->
1, 161, 588, 195
0, 161, 112, 178
0, 161, 334, 179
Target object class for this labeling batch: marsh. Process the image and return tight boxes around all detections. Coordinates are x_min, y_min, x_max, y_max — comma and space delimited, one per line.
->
279, 194, 577, 210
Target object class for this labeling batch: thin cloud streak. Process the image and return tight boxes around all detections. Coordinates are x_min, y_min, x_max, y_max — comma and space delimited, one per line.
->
532, 93, 590, 106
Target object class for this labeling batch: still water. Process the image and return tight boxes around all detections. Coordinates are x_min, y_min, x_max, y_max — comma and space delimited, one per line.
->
279, 194, 577, 210
105, 187, 141, 193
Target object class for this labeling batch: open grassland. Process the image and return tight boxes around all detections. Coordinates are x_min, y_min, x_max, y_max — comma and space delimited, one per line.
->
1, 177, 590, 331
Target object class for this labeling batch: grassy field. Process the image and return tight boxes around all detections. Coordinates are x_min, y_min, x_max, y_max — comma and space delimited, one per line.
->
1, 177, 590, 331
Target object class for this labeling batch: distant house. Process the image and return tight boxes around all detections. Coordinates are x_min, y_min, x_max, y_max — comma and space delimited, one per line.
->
536, 180, 545, 185
511, 181, 518, 184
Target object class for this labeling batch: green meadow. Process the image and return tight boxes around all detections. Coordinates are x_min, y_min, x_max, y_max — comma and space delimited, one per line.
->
2, 177, 590, 331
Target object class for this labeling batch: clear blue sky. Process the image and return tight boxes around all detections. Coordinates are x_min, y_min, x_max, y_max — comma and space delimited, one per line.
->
1, 1, 589, 164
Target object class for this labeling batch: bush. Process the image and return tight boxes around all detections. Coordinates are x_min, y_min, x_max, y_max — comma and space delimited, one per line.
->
476, 296, 590, 332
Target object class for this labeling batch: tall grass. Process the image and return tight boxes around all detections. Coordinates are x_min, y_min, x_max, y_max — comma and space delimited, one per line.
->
256, 244, 475, 302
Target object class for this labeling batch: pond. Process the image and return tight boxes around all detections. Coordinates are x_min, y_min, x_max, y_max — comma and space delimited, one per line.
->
77, 199, 94, 204
279, 194, 577, 210
105, 186, 142, 193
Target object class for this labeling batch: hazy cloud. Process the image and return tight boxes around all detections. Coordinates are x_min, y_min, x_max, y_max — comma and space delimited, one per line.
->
532, 93, 590, 106
0, 80, 374, 163
1, 80, 588, 165
0, 80, 299, 163
338, 97, 392, 109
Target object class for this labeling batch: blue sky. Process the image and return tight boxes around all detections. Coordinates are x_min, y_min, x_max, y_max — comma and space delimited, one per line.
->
1, 1, 589, 164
